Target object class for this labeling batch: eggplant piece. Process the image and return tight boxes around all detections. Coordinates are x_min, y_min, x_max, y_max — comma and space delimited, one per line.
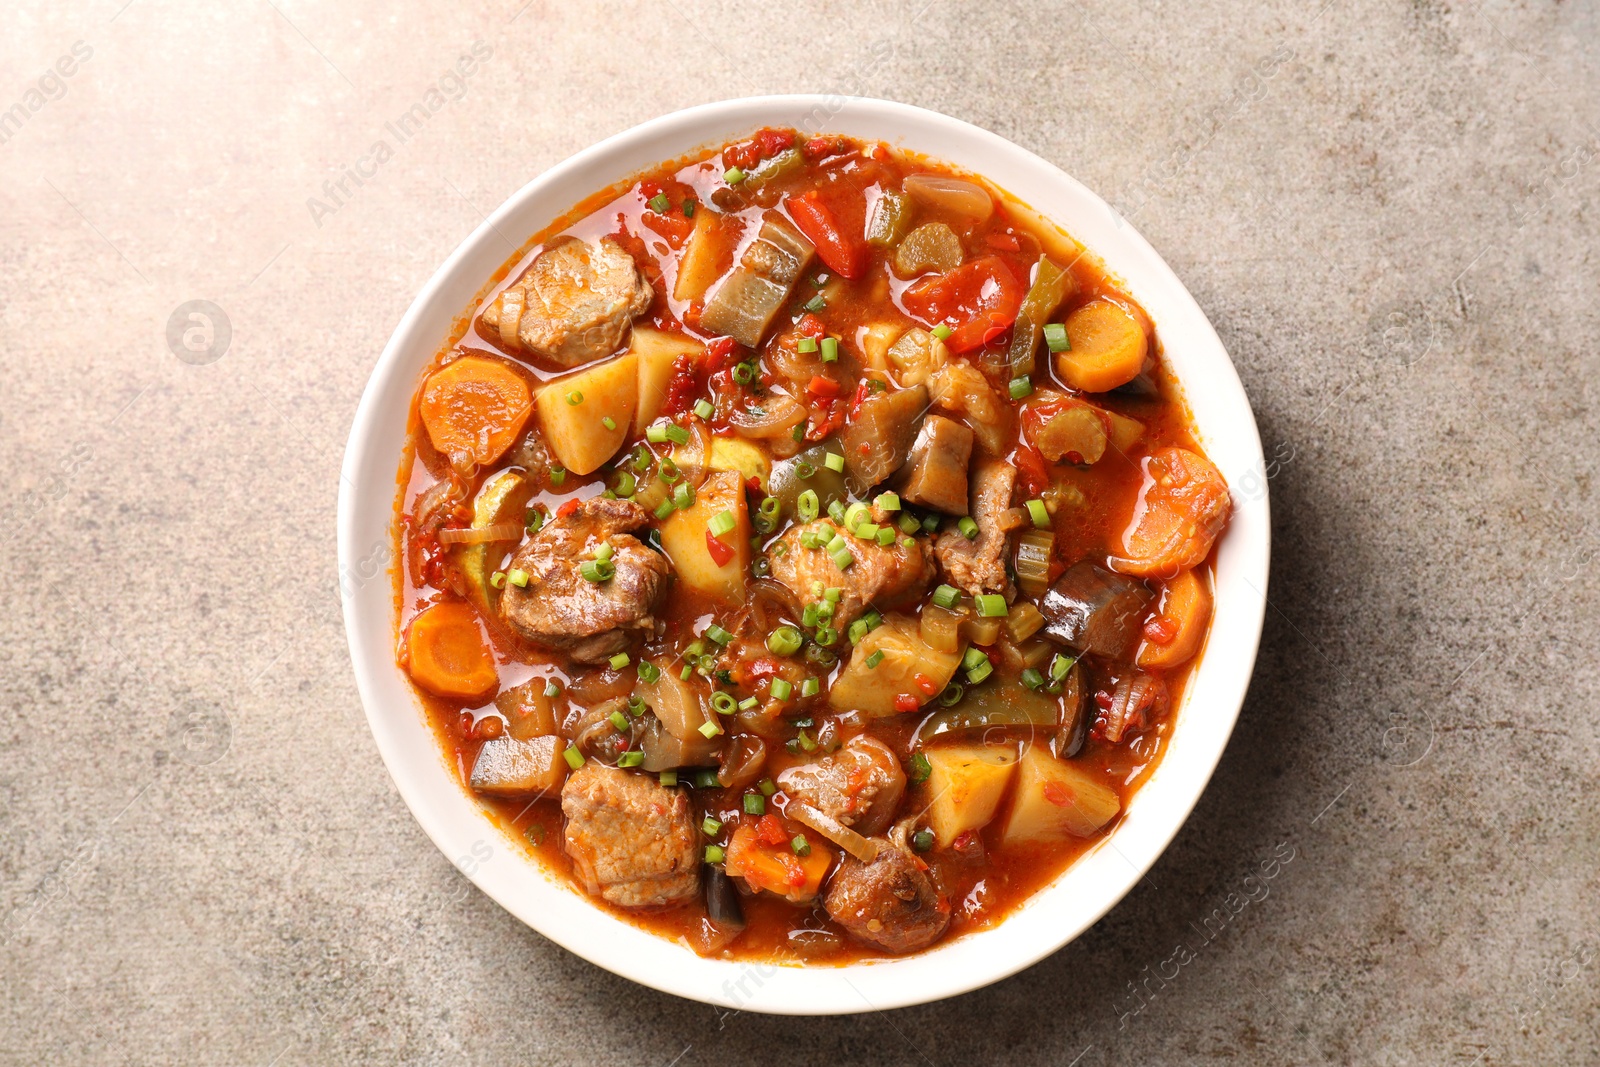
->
700, 211, 815, 347
1054, 660, 1090, 759
914, 677, 1060, 744
1039, 560, 1154, 659
840, 384, 929, 493
703, 865, 747, 931
766, 440, 850, 516
895, 414, 973, 514
470, 735, 566, 798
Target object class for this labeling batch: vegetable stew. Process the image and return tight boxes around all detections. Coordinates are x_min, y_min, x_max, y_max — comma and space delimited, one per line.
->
393, 128, 1232, 962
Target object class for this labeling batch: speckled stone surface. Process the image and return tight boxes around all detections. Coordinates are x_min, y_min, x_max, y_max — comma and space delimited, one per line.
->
2, 1, 1597, 1063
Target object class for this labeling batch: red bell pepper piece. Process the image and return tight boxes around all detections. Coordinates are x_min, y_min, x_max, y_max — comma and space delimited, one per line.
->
785, 193, 866, 280
901, 255, 1024, 353
705, 529, 734, 567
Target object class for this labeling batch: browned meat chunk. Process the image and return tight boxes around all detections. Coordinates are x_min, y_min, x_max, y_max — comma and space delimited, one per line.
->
561, 763, 699, 908
481, 236, 652, 367
769, 519, 934, 632
895, 414, 973, 514
824, 844, 949, 954
500, 497, 670, 663
840, 384, 928, 494
777, 736, 906, 836
933, 458, 1016, 600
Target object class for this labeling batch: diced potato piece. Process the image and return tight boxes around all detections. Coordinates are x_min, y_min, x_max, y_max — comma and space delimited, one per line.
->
708, 438, 771, 493
469, 735, 566, 798
830, 615, 961, 717
999, 746, 1121, 845
924, 743, 1018, 848
458, 469, 531, 611
724, 823, 834, 903
860, 322, 903, 373
997, 193, 1084, 269
658, 469, 750, 603
494, 678, 560, 740
534, 353, 637, 475
1105, 409, 1145, 454
631, 327, 703, 433
673, 208, 732, 303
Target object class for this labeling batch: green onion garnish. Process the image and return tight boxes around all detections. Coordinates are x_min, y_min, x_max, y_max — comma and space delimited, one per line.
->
865, 649, 885, 669
706, 623, 734, 645
800, 677, 820, 698
609, 652, 630, 670
796, 489, 819, 522
693, 399, 714, 420
609, 709, 630, 732
710, 692, 737, 715
874, 492, 901, 511
1043, 322, 1069, 352
639, 661, 661, 684
770, 678, 793, 701
704, 844, 725, 863
911, 828, 934, 852
654, 499, 675, 520
602, 415, 617, 431
876, 527, 896, 547
758, 778, 777, 797
820, 337, 838, 362
562, 745, 585, 770
702, 816, 722, 836
647, 193, 670, 213
975, 594, 1008, 618
1021, 667, 1045, 690
791, 834, 811, 857
803, 294, 826, 313
1026, 498, 1050, 528
932, 584, 961, 610
1050, 653, 1077, 681
489, 571, 506, 589
823, 452, 845, 473
830, 547, 854, 570
566, 390, 583, 406
660, 769, 679, 786
767, 626, 803, 656
682, 199, 696, 217
698, 719, 723, 738
910, 752, 931, 783
664, 424, 690, 445
931, 324, 952, 341
797, 337, 818, 354
507, 568, 529, 588
708, 510, 736, 537
958, 516, 979, 540
544, 681, 561, 698
723, 167, 746, 184
743, 793, 765, 815
1009, 375, 1033, 400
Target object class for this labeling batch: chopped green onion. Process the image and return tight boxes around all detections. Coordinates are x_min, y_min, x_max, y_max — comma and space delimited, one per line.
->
507, 568, 529, 588
938, 682, 964, 706
709, 510, 736, 537
565, 390, 584, 407
613, 471, 635, 497
595, 543, 615, 562
800, 677, 820, 699
1050, 653, 1077, 681
648, 192, 670, 213
921, 513, 940, 533
1044, 322, 1069, 352
803, 294, 826, 313
958, 516, 980, 540
770, 678, 792, 701
679, 664, 693, 680
791, 834, 811, 857
814, 626, 838, 647
843, 501, 868, 530
490, 571, 506, 590
609, 709, 631, 732
815, 599, 835, 621
830, 547, 854, 570
826, 533, 846, 554
967, 659, 994, 684
794, 460, 816, 480
1009, 375, 1034, 400
898, 513, 920, 535
580, 559, 616, 582
682, 199, 696, 217
692, 769, 720, 788
855, 522, 879, 541
801, 602, 820, 629
874, 492, 901, 511
758, 496, 781, 524
910, 752, 931, 783
526, 508, 546, 533
639, 661, 661, 684
796, 489, 820, 522
660, 769, 679, 786
544, 681, 562, 698
767, 626, 803, 656
628, 696, 647, 716
704, 844, 725, 863
659, 459, 682, 483
1021, 667, 1045, 690
654, 499, 676, 520
673, 482, 695, 510
743, 793, 765, 815
876, 527, 896, 547
797, 337, 818, 354
962, 647, 990, 672
702, 815, 722, 836
710, 692, 737, 715
932, 324, 953, 341
699, 719, 723, 739
646, 424, 668, 443
664, 424, 691, 445
562, 745, 585, 770
824, 453, 846, 473
975, 594, 1008, 617
549, 465, 567, 487
609, 652, 630, 670
706, 623, 734, 645
1026, 498, 1050, 528
723, 166, 746, 184
792, 420, 807, 442
602, 415, 617, 431
827, 499, 847, 524
865, 650, 885, 670
758, 778, 777, 797
932, 584, 962, 610
911, 828, 934, 852
733, 363, 754, 384
737, 696, 758, 712
820, 337, 839, 362
900, 536, 915, 549
693, 398, 714, 420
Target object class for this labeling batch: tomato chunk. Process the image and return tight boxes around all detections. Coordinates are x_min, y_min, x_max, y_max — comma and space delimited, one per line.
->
901, 255, 1024, 353
786, 193, 866, 280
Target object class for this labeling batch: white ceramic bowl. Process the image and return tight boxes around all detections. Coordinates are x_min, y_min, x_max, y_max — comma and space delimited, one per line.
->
339, 96, 1269, 1015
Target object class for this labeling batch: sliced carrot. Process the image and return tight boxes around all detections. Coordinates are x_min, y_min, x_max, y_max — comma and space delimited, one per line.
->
1055, 298, 1148, 392
406, 601, 499, 701
1136, 568, 1214, 668
1112, 447, 1232, 578
419, 356, 532, 467
724, 823, 834, 903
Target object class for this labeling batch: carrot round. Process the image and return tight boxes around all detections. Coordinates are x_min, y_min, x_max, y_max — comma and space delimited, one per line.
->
1055, 299, 1148, 392
1136, 567, 1213, 669
1111, 447, 1232, 578
406, 601, 499, 701
419, 356, 532, 467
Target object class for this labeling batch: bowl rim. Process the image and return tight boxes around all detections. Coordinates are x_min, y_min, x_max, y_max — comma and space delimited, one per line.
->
338, 94, 1270, 1015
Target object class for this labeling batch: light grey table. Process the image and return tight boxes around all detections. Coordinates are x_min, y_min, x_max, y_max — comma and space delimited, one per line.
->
2, 2, 1595, 1063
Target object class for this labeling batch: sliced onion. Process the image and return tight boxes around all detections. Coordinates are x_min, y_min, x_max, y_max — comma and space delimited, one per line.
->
729, 393, 807, 439
436, 522, 524, 545
413, 476, 467, 528
1103, 671, 1168, 744
675, 420, 712, 489
717, 734, 767, 790
496, 288, 524, 349
787, 802, 880, 863
903, 174, 994, 221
